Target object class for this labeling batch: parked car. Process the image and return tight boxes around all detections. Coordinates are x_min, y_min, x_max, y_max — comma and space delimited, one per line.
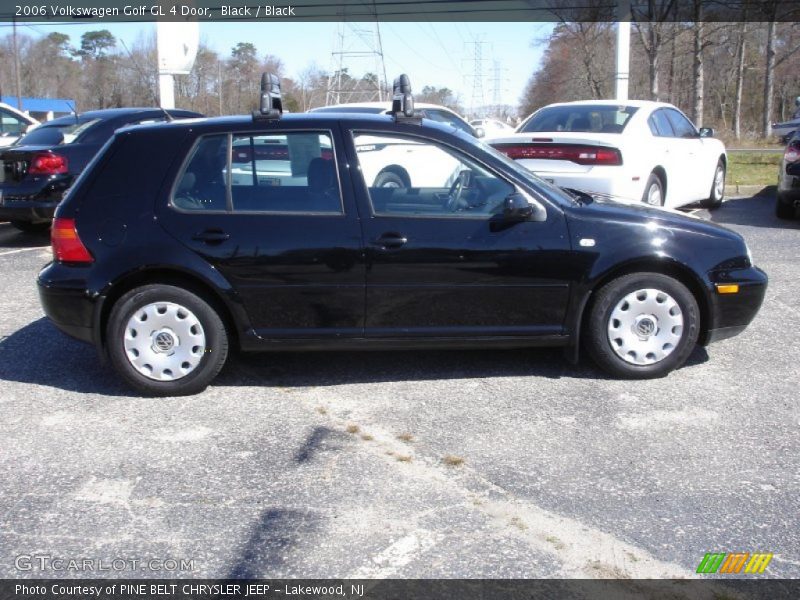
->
38, 76, 767, 396
489, 100, 727, 210
470, 118, 514, 138
776, 130, 800, 219
771, 119, 799, 144
0, 107, 202, 232
311, 101, 480, 136
0, 102, 39, 147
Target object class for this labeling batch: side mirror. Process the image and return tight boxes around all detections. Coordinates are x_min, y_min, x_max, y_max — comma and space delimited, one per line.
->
474, 127, 485, 138
503, 193, 546, 222
699, 127, 714, 138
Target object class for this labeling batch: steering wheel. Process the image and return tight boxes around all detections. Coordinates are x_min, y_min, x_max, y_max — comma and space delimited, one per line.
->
446, 170, 472, 212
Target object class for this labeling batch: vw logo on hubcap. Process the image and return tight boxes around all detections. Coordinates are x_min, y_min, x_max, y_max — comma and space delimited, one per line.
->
634, 317, 656, 337
152, 330, 176, 353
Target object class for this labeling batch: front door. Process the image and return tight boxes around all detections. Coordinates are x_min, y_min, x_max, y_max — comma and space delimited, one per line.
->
157, 127, 365, 339
347, 130, 573, 338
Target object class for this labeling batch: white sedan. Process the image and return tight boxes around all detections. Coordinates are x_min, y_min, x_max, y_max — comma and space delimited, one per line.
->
488, 100, 727, 209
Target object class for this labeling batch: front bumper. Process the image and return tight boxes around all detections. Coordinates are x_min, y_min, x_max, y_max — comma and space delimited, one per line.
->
704, 266, 768, 344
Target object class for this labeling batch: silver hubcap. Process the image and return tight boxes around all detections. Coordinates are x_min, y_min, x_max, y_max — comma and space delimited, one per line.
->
714, 166, 724, 198
646, 183, 662, 206
123, 302, 206, 381
607, 288, 684, 365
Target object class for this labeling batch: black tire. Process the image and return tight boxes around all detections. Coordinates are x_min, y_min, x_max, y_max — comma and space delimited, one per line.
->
107, 284, 229, 396
775, 194, 795, 219
374, 170, 407, 189
701, 159, 725, 209
585, 273, 700, 379
641, 173, 664, 207
11, 220, 50, 233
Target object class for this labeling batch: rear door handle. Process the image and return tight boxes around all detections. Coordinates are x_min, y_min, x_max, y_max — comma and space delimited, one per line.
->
192, 229, 230, 244
370, 233, 408, 249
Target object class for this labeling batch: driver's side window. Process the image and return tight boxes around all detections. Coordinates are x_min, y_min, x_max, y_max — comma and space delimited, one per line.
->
353, 132, 514, 218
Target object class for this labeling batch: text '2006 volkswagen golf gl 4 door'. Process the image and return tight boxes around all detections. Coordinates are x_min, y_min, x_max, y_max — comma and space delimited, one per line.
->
37, 100, 767, 396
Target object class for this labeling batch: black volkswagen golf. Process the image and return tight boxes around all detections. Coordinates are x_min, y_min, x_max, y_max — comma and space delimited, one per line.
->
38, 76, 767, 396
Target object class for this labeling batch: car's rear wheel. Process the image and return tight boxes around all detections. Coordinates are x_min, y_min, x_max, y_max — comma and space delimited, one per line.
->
107, 284, 228, 396
775, 193, 795, 219
701, 159, 725, 209
585, 273, 699, 379
10, 220, 50, 233
374, 170, 407, 189
642, 173, 664, 207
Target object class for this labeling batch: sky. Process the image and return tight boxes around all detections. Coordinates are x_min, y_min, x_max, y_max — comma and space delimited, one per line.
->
15, 20, 554, 111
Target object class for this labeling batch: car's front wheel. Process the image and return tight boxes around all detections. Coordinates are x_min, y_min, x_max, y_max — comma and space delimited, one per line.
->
585, 273, 700, 379
107, 284, 229, 396
701, 159, 725, 209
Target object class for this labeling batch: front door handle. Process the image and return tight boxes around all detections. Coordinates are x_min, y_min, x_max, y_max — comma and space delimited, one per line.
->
371, 233, 408, 249
192, 229, 230, 244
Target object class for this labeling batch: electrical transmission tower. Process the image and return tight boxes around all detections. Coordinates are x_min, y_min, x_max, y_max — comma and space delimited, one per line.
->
465, 36, 487, 119
326, 17, 388, 106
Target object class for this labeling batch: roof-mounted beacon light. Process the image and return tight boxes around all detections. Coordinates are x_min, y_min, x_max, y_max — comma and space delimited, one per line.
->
253, 72, 282, 121
391, 74, 420, 123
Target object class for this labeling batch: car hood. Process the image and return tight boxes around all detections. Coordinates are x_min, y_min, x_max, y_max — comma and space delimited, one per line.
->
570, 194, 743, 243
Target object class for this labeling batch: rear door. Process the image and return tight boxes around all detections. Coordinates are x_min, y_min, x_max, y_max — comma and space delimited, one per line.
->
156, 124, 366, 339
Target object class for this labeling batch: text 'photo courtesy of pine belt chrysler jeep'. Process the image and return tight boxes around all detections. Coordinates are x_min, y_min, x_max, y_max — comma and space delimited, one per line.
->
37, 74, 768, 396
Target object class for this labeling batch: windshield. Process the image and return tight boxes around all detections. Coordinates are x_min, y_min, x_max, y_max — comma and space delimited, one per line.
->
519, 105, 638, 134
16, 118, 100, 146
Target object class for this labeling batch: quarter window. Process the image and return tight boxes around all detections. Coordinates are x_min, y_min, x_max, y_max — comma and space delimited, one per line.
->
353, 132, 514, 218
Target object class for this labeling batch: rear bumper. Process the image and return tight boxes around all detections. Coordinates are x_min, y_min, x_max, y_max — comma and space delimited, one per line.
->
0, 199, 59, 223
516, 164, 642, 202
37, 263, 98, 346
704, 266, 768, 345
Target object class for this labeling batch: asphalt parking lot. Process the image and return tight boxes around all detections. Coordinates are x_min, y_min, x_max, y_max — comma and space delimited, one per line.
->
0, 191, 797, 582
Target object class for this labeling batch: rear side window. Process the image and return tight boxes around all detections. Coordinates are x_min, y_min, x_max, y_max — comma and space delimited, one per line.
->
520, 105, 638, 134
648, 110, 675, 137
172, 131, 342, 214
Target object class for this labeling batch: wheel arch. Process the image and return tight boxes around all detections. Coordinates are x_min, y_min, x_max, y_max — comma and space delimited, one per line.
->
568, 257, 712, 363
97, 268, 241, 354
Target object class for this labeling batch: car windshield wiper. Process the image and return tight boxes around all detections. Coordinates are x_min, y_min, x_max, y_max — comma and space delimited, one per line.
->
562, 187, 595, 205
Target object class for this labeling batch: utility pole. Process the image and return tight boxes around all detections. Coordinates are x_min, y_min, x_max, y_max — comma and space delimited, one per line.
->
12, 17, 23, 110
615, 0, 631, 101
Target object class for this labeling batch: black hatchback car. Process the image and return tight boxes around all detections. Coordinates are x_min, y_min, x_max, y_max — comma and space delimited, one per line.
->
37, 77, 767, 396
0, 107, 202, 232
776, 130, 800, 219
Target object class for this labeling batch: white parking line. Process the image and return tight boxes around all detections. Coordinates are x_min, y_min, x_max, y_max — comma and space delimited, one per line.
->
0, 247, 43, 257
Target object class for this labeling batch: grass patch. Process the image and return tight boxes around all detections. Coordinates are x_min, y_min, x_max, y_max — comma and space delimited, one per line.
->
395, 454, 413, 462
396, 432, 415, 443
442, 454, 465, 467
360, 434, 374, 441
345, 424, 360, 434
727, 151, 781, 187
316, 406, 327, 415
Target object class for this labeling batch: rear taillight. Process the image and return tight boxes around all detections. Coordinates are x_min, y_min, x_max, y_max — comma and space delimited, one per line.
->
784, 142, 800, 163
51, 218, 93, 263
493, 143, 623, 166
28, 152, 68, 175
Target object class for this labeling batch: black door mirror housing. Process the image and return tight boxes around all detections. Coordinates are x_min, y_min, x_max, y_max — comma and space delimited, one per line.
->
503, 193, 546, 222
699, 127, 714, 138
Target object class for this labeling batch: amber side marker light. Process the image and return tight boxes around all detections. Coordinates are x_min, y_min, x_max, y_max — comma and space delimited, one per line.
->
716, 284, 740, 294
